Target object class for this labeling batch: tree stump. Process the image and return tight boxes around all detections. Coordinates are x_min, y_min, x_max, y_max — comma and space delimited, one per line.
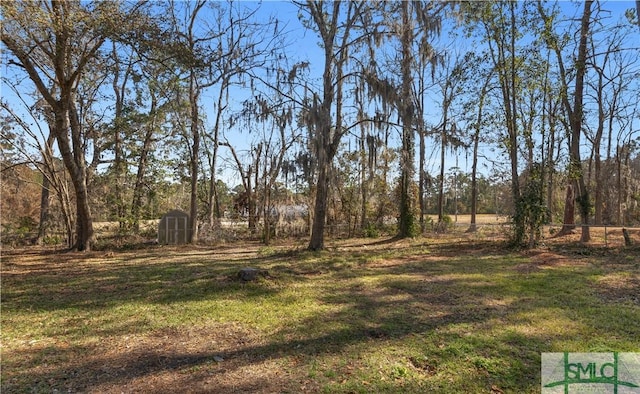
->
622, 228, 632, 246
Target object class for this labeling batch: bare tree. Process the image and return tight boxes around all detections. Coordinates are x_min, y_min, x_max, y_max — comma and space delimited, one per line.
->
168, 0, 278, 243
1, 92, 74, 247
296, 1, 367, 250
466, 66, 494, 233
1, 1, 144, 250
459, 1, 535, 242
538, 0, 594, 242
585, 21, 637, 225
434, 53, 467, 227
363, 1, 443, 237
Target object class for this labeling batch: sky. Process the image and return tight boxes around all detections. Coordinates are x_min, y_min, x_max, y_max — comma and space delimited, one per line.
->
2, 0, 639, 190
208, 0, 639, 187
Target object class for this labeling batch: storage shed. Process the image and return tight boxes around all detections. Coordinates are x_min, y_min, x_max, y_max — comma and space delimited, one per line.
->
158, 210, 190, 244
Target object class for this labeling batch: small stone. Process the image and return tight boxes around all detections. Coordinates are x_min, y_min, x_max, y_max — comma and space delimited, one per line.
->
237, 267, 269, 281
213, 355, 224, 362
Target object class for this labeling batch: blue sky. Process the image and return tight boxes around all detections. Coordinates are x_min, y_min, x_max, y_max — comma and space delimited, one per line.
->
2, 0, 638, 190
210, 0, 638, 186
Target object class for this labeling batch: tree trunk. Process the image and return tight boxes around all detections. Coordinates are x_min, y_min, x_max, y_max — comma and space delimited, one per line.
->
419, 127, 426, 233
44, 115, 74, 248
55, 102, 94, 251
468, 129, 479, 233
247, 166, 257, 233
36, 133, 56, 245
207, 143, 219, 229
592, 59, 607, 225
397, 0, 415, 238
557, 184, 576, 235
544, 0, 593, 242
207, 163, 220, 226
35, 174, 52, 245
263, 181, 271, 245
130, 132, 153, 232
309, 157, 329, 251
112, 43, 127, 230
616, 146, 623, 225
577, 177, 591, 242
73, 179, 94, 251
131, 94, 157, 232
207, 79, 228, 227
468, 73, 491, 233
622, 228, 632, 246
485, 2, 520, 222
359, 123, 368, 232
594, 152, 603, 224
188, 75, 200, 243
437, 121, 447, 224
304, 1, 360, 250
573, 0, 593, 243
507, 3, 521, 210
60, 187, 74, 248
208, 171, 220, 225
306, 3, 335, 251
546, 104, 558, 224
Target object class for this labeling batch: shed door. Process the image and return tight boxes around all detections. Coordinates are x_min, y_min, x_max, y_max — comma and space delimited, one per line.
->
166, 216, 188, 244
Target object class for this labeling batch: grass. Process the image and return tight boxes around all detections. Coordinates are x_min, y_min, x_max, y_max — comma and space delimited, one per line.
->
1, 234, 639, 393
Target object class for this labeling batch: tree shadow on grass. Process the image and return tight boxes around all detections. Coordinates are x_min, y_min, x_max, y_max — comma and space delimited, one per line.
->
3, 242, 639, 393
3, 321, 549, 393
2, 271, 561, 393
1, 244, 305, 315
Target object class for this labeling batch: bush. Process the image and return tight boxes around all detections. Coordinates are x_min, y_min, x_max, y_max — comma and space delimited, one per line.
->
433, 215, 452, 233
511, 164, 548, 247
364, 223, 380, 238
17, 216, 38, 235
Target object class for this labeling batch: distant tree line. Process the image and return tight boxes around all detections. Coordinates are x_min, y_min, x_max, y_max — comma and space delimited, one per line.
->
2, 0, 639, 250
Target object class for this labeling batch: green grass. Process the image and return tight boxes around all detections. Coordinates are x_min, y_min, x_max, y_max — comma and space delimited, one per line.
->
2, 237, 639, 393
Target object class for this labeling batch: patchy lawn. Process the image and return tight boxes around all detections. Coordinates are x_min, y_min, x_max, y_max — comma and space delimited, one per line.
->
1, 233, 639, 393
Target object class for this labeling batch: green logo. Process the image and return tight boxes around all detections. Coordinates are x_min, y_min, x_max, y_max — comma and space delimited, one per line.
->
542, 353, 640, 393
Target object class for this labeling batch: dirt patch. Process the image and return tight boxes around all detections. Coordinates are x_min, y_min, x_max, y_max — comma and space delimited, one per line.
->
595, 274, 640, 305
527, 251, 572, 266
86, 324, 283, 394
4, 322, 312, 394
514, 248, 596, 274
513, 263, 543, 274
